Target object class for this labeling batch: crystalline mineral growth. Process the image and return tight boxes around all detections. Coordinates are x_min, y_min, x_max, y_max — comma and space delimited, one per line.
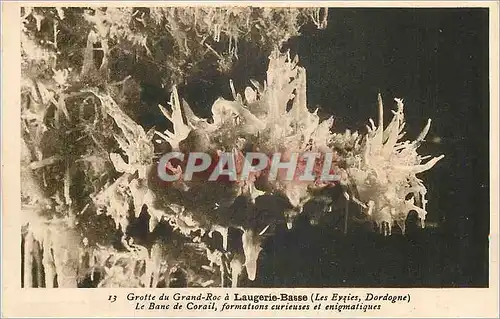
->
155, 50, 337, 282
85, 50, 443, 287
20, 7, 340, 289
87, 89, 155, 241
345, 94, 444, 235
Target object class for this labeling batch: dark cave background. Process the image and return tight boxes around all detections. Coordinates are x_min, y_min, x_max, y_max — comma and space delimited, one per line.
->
140, 8, 490, 288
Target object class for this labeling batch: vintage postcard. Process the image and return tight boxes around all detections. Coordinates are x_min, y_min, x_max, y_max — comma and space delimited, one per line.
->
1, 1, 499, 318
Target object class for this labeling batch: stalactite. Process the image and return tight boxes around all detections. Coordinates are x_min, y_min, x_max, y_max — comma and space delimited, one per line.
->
42, 237, 56, 288
33, 239, 44, 287
23, 231, 34, 288
241, 229, 263, 282
230, 255, 244, 288
150, 243, 162, 288
51, 232, 78, 287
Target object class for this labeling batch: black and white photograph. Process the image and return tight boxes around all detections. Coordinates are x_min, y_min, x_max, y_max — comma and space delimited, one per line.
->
17, 4, 492, 288
3, 1, 499, 317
